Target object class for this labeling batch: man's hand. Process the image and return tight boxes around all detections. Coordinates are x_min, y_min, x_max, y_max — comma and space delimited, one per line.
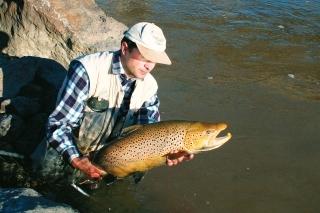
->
166, 150, 194, 166
71, 156, 106, 179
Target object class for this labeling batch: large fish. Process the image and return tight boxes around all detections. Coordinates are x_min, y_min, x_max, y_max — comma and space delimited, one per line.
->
92, 120, 232, 183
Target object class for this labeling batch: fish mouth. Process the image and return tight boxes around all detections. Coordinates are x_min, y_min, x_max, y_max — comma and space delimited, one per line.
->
202, 132, 232, 151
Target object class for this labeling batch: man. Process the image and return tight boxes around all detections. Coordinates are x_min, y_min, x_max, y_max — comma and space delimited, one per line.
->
31, 22, 193, 185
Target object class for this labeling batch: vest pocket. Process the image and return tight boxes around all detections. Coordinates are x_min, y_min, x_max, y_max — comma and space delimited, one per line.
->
77, 111, 107, 152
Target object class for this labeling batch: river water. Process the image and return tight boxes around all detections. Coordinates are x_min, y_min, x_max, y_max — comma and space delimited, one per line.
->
71, 1, 320, 212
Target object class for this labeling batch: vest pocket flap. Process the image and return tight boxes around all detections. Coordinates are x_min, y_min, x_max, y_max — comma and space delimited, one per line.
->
87, 97, 109, 112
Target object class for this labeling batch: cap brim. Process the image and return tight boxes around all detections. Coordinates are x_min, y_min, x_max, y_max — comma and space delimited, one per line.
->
136, 43, 171, 65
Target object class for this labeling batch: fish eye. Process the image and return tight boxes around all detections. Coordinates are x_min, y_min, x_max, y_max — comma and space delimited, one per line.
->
206, 131, 212, 135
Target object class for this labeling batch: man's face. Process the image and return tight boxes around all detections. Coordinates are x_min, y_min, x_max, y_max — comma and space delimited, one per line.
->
121, 42, 156, 79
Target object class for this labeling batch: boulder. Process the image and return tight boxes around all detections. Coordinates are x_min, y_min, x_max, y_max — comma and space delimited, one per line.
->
0, 56, 67, 155
0, 188, 79, 213
0, 0, 127, 67
9, 96, 42, 117
0, 57, 37, 99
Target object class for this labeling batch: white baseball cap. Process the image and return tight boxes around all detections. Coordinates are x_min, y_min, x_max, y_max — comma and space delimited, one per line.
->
123, 22, 171, 65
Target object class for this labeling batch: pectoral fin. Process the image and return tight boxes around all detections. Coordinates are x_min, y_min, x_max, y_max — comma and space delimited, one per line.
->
103, 174, 118, 185
132, 171, 147, 184
166, 151, 189, 160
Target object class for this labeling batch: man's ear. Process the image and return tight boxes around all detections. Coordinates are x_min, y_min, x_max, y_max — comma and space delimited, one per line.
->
121, 41, 129, 55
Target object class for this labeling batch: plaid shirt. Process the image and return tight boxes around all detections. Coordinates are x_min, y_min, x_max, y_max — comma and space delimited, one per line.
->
47, 50, 160, 163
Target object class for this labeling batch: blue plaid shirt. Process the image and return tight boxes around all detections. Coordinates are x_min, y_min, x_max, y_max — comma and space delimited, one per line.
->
47, 50, 160, 163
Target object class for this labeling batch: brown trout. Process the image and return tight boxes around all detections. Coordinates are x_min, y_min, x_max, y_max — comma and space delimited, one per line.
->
92, 120, 232, 182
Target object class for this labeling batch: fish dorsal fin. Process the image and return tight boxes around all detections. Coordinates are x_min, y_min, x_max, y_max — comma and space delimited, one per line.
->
120, 124, 143, 137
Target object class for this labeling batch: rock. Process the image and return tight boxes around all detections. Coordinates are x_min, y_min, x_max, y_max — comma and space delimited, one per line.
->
1, 57, 67, 97
0, 57, 37, 99
9, 96, 42, 117
0, 56, 63, 196
17, 83, 44, 99
30, 57, 68, 90
0, 55, 67, 155
0, 114, 24, 143
15, 113, 47, 156
0, 58, 9, 67
0, 99, 11, 114
41, 88, 60, 116
0, 156, 36, 188
288, 73, 294, 79
0, 188, 79, 212
0, 141, 15, 152
0, 0, 127, 67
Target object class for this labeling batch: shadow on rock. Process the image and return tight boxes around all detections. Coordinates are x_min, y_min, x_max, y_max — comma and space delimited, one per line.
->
0, 55, 67, 188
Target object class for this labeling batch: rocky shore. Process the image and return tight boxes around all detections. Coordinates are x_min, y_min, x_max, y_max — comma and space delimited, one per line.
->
0, 0, 127, 212
0, 53, 79, 212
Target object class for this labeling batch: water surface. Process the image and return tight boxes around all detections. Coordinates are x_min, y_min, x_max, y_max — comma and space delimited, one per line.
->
69, 1, 320, 212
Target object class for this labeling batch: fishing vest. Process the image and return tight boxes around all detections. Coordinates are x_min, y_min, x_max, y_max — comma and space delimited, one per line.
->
58, 51, 158, 155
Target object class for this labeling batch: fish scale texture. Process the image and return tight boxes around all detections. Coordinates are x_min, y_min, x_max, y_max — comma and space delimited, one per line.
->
92, 120, 230, 178
93, 121, 193, 176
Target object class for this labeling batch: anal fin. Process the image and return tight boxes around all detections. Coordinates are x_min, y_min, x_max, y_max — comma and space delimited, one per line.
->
133, 171, 147, 184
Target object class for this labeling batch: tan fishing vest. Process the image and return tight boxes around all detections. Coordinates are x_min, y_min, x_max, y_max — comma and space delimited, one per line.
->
58, 51, 158, 155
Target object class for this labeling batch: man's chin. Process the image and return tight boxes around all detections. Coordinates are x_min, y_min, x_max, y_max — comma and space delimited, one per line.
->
136, 73, 147, 79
